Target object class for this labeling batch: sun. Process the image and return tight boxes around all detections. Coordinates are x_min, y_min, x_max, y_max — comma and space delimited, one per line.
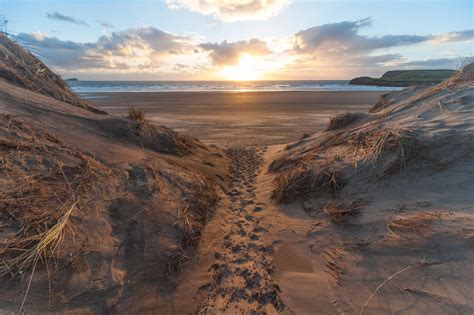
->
219, 54, 262, 81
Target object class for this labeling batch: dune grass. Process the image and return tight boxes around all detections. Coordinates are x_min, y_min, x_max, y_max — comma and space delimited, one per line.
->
326, 112, 365, 131
322, 200, 366, 223
272, 165, 345, 203
123, 106, 197, 156
352, 128, 429, 176
0, 114, 109, 279
0, 34, 104, 114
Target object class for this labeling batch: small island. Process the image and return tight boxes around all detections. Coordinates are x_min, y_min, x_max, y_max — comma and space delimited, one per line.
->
64, 77, 79, 82
350, 69, 456, 87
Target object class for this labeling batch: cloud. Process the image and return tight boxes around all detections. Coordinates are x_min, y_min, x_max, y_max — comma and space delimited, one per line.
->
15, 26, 203, 73
95, 26, 194, 56
286, 19, 473, 78
395, 58, 459, 69
429, 30, 474, 43
46, 12, 88, 26
99, 21, 114, 28
293, 20, 472, 57
293, 19, 428, 54
14, 20, 473, 79
201, 39, 271, 65
165, 0, 289, 21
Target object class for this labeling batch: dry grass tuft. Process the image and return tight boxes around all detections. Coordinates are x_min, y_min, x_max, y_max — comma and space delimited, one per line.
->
122, 106, 199, 156
0, 34, 105, 114
387, 212, 440, 240
322, 200, 366, 223
177, 179, 218, 248
350, 128, 429, 176
370, 94, 392, 113
0, 114, 111, 278
270, 127, 431, 204
272, 165, 345, 203
326, 112, 365, 131
403, 62, 473, 107
128, 106, 147, 124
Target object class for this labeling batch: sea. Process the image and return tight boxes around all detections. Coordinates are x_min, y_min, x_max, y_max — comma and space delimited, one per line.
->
68, 80, 401, 94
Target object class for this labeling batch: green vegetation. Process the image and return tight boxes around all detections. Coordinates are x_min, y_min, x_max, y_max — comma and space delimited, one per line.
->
350, 69, 456, 87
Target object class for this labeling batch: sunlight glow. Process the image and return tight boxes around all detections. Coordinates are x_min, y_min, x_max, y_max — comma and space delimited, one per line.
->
219, 54, 262, 81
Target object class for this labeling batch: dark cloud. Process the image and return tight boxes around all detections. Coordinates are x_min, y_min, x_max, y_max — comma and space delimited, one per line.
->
200, 39, 271, 65
46, 12, 88, 26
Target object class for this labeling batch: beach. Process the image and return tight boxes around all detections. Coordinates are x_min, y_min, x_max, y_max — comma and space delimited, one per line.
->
1, 31, 474, 314
88, 90, 385, 145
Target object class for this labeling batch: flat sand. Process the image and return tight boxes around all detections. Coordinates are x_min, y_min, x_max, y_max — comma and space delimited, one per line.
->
88, 91, 385, 145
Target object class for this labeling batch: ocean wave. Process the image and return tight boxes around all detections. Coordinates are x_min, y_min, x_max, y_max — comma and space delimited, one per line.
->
68, 80, 402, 93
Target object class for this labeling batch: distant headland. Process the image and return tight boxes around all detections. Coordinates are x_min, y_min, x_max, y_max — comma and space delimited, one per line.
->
350, 69, 456, 87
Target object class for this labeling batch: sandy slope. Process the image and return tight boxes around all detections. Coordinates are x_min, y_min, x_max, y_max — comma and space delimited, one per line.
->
0, 38, 228, 313
262, 64, 474, 314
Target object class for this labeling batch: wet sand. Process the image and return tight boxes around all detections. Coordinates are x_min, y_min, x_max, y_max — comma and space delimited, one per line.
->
87, 91, 385, 145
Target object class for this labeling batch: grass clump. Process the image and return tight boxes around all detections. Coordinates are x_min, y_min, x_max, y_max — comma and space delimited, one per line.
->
352, 128, 429, 176
326, 112, 365, 131
272, 165, 345, 203
387, 212, 440, 240
322, 200, 366, 223
370, 94, 392, 113
128, 106, 148, 125
0, 114, 110, 279
123, 106, 199, 156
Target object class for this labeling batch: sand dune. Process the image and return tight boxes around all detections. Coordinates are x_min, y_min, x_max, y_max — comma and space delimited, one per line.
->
0, 36, 227, 313
264, 63, 474, 314
1, 35, 473, 314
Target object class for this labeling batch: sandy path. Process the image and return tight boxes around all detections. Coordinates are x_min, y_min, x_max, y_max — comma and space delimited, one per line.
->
198, 146, 288, 313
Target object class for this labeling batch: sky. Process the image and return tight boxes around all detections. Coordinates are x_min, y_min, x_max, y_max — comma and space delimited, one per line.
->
2, 0, 473, 80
